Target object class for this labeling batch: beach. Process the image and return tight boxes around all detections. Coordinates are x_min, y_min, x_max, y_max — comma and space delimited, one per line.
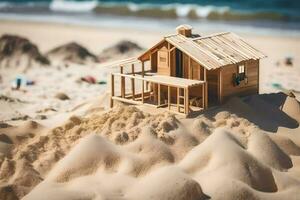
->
0, 18, 300, 200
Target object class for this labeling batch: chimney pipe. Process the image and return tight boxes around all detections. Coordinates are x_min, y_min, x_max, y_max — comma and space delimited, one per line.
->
176, 24, 193, 37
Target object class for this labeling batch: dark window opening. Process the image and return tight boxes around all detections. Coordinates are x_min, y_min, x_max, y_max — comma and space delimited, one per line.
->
175, 49, 183, 78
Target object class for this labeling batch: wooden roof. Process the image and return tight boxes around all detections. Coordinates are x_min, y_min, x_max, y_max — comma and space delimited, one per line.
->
98, 57, 139, 68
139, 32, 266, 70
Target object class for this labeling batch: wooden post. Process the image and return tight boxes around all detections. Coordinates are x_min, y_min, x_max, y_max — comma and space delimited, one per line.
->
110, 74, 114, 108
202, 84, 205, 109
219, 69, 223, 103
120, 66, 125, 98
188, 57, 192, 79
142, 61, 145, 77
177, 87, 180, 112
184, 88, 187, 114
158, 84, 161, 106
142, 80, 144, 103
131, 64, 135, 100
185, 87, 189, 114
168, 86, 170, 110
204, 68, 208, 108
153, 83, 157, 104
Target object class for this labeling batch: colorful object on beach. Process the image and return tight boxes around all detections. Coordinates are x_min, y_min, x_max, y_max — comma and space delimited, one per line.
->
97, 81, 107, 85
285, 56, 293, 66
81, 76, 96, 84
272, 83, 283, 89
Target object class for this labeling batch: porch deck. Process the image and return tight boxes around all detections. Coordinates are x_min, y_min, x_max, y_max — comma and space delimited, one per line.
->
111, 70, 207, 116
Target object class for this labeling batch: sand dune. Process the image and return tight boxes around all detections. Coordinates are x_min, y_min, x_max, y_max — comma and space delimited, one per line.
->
0, 93, 293, 200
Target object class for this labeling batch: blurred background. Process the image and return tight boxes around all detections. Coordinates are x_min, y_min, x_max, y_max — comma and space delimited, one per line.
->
0, 0, 300, 35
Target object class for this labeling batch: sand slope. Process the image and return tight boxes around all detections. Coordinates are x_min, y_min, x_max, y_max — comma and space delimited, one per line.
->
3, 93, 295, 200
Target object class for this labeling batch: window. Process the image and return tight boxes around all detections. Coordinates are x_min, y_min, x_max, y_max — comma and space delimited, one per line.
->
238, 64, 245, 80
233, 64, 247, 86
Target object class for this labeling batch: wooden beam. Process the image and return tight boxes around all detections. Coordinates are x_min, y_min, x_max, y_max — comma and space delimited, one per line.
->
219, 68, 223, 103
168, 86, 170, 110
188, 56, 192, 79
158, 84, 161, 106
177, 87, 180, 112
205, 83, 208, 109
142, 61, 145, 77
202, 84, 205, 108
204, 68, 208, 108
131, 64, 135, 100
120, 65, 125, 98
185, 87, 189, 114
142, 80, 144, 103
110, 74, 114, 108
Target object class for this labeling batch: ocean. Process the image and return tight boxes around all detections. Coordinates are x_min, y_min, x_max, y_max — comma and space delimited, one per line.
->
1, 0, 300, 36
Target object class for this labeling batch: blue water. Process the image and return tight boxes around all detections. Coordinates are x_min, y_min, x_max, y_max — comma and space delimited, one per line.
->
1, 0, 300, 35
1, 0, 300, 21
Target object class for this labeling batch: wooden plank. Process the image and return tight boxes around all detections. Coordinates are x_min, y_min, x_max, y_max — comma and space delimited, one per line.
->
205, 82, 208, 108
219, 68, 223, 103
185, 88, 189, 114
131, 63, 135, 100
202, 84, 205, 108
120, 66, 125, 98
112, 96, 143, 105
183, 88, 186, 114
142, 61, 145, 77
142, 80, 144, 103
158, 84, 161, 106
168, 85, 171, 110
188, 56, 191, 79
112, 73, 204, 88
110, 74, 114, 108
177, 87, 180, 112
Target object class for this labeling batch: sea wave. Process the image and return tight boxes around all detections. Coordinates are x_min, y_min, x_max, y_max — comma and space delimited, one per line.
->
91, 2, 289, 21
0, 0, 296, 22
50, 0, 98, 13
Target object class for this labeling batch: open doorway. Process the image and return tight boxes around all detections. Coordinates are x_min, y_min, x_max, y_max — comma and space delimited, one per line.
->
175, 49, 183, 78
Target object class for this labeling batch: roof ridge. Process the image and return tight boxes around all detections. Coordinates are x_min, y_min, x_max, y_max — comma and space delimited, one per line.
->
191, 31, 231, 41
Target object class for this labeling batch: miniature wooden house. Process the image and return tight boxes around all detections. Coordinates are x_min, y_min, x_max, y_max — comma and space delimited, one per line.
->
109, 25, 266, 115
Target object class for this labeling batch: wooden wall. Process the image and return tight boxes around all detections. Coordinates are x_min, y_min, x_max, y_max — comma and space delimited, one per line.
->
157, 46, 170, 75
207, 68, 219, 104
220, 59, 259, 102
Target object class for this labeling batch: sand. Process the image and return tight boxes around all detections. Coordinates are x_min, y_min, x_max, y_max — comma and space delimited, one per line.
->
0, 19, 300, 200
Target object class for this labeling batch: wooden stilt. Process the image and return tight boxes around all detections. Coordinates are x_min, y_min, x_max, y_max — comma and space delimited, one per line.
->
158, 84, 161, 106
168, 86, 170, 110
142, 80, 144, 103
184, 88, 186, 114
120, 66, 125, 98
204, 68, 208, 108
142, 61, 145, 77
110, 74, 114, 108
185, 87, 189, 114
202, 84, 205, 109
131, 64, 135, 100
177, 87, 180, 112
153, 83, 157, 104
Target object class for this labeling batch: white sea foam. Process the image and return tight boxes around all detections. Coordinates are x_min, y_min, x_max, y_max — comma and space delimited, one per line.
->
50, 0, 97, 13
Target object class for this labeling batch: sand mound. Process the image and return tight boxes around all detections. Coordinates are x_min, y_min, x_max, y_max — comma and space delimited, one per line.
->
3, 93, 300, 200
247, 129, 292, 170
46, 42, 98, 65
98, 40, 143, 61
47, 134, 121, 182
0, 34, 49, 70
126, 166, 206, 200
54, 92, 70, 101
269, 134, 300, 156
